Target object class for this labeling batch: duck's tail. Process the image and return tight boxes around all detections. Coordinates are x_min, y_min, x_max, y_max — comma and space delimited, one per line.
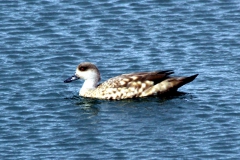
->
171, 74, 199, 89
140, 74, 198, 97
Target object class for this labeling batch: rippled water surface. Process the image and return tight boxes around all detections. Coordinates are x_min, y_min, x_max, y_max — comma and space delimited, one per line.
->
1, 0, 240, 159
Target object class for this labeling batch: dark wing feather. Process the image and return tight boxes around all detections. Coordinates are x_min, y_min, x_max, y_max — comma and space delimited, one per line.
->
143, 70, 174, 84
98, 70, 174, 88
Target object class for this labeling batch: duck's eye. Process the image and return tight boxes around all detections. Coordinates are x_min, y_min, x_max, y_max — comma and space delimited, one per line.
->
79, 66, 87, 71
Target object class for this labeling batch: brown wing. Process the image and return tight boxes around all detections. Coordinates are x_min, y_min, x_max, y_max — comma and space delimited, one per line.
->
97, 70, 174, 89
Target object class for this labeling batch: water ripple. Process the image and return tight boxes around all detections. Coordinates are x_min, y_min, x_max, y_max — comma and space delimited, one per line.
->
1, 0, 240, 159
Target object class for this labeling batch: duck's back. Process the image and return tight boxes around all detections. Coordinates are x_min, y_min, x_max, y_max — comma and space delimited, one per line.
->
85, 70, 173, 100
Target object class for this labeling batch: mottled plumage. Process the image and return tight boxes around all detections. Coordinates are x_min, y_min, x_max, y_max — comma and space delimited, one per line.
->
64, 62, 198, 100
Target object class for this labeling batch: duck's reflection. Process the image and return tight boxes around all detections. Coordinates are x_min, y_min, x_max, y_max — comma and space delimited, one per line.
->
65, 95, 101, 115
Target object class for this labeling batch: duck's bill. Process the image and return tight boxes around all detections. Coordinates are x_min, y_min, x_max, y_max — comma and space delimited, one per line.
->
64, 75, 79, 83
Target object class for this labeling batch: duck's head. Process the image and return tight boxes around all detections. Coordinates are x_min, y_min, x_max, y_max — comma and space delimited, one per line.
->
64, 62, 101, 83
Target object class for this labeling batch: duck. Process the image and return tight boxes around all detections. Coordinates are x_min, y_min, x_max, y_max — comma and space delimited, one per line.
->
64, 62, 198, 100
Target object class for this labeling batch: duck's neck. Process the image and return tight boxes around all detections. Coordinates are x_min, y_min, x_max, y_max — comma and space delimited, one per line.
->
80, 78, 98, 95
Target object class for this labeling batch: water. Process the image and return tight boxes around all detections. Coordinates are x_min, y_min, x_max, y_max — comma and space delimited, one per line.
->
1, 0, 240, 159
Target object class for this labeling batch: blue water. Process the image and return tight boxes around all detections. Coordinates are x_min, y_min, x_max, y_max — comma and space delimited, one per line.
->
1, 0, 240, 159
